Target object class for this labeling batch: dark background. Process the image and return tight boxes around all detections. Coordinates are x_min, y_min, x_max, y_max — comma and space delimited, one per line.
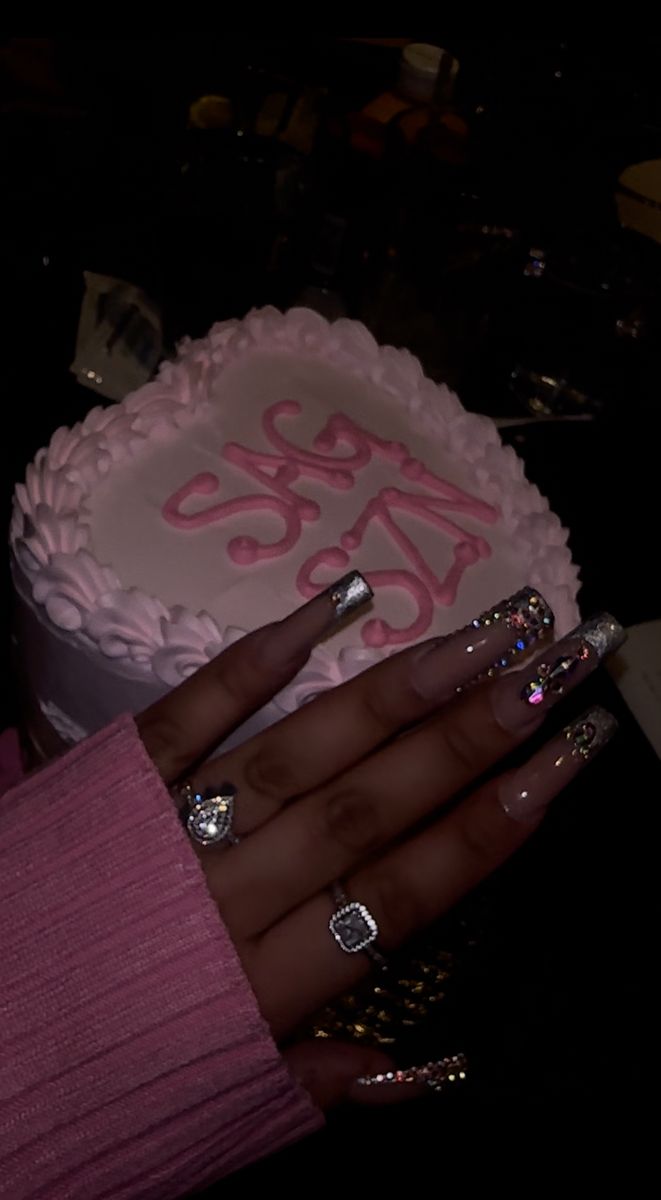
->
1, 37, 657, 1186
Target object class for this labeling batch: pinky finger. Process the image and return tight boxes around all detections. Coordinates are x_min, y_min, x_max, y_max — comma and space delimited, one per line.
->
283, 1040, 398, 1110
284, 1041, 466, 1108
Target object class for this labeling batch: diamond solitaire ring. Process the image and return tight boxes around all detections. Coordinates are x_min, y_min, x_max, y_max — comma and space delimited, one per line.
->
179, 781, 240, 848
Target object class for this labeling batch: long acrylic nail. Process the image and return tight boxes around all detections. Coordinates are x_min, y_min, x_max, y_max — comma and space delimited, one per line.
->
410, 585, 554, 701
260, 570, 373, 667
499, 706, 617, 825
356, 1054, 468, 1092
492, 613, 625, 734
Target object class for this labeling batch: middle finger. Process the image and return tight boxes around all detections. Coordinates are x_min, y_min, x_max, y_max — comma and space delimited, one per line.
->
190, 585, 553, 834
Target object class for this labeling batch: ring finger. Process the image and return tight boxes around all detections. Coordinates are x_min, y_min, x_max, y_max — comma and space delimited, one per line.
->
186, 585, 554, 834
249, 705, 617, 1038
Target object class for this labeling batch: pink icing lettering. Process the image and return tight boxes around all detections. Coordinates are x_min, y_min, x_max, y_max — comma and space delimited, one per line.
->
296, 547, 351, 598
297, 552, 441, 648
296, 552, 433, 647
162, 401, 500, 647
265, 402, 371, 474
340, 486, 490, 607
162, 471, 303, 562
360, 569, 434, 647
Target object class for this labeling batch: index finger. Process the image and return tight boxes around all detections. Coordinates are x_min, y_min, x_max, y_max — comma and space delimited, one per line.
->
136, 570, 372, 781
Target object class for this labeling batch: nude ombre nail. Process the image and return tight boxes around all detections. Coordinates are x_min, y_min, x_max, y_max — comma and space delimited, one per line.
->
260, 570, 373, 666
492, 612, 625, 733
410, 585, 554, 701
499, 706, 618, 824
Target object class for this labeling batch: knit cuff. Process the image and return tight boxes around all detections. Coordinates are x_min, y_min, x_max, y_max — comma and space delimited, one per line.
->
0, 715, 322, 1200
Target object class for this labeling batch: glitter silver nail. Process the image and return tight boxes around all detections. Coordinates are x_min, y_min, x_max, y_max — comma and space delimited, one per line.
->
579, 613, 626, 661
564, 706, 619, 760
327, 570, 373, 620
356, 1054, 468, 1092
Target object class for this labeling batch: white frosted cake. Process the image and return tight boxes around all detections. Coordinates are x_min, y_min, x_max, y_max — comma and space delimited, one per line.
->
10, 307, 580, 756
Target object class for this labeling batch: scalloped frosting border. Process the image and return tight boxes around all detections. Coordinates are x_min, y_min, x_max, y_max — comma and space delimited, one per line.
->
10, 306, 581, 695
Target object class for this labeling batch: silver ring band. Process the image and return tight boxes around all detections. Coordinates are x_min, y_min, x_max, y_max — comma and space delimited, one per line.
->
329, 881, 387, 969
179, 781, 241, 847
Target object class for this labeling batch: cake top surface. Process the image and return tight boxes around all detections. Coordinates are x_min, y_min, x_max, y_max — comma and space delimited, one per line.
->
11, 307, 580, 701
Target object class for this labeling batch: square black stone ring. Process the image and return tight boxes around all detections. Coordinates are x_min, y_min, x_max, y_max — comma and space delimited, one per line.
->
329, 882, 388, 970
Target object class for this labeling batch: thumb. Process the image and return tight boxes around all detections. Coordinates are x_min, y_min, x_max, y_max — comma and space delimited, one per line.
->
283, 1039, 425, 1110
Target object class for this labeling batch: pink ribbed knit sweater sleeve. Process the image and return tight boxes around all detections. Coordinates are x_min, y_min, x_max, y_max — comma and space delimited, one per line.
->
0, 715, 322, 1199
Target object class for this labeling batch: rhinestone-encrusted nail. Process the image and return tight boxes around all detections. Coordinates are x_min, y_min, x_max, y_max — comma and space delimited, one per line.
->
472, 586, 554, 653
578, 613, 626, 661
460, 586, 554, 690
327, 570, 373, 621
564, 706, 618, 760
519, 614, 625, 707
521, 644, 590, 706
356, 1053, 468, 1092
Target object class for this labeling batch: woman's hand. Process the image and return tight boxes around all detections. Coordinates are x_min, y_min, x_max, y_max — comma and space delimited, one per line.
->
136, 574, 623, 1107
